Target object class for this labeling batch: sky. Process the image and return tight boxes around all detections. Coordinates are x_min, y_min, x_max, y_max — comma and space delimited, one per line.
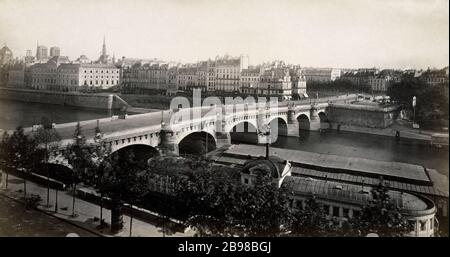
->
0, 0, 448, 69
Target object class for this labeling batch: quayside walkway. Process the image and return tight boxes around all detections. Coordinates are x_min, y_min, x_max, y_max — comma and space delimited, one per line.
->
0, 174, 194, 237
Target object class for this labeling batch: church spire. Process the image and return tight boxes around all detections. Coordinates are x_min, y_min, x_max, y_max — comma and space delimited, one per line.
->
102, 36, 107, 57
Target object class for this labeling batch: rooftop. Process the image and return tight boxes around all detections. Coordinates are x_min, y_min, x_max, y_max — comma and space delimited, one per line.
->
241, 156, 288, 179
224, 145, 431, 184
282, 176, 434, 213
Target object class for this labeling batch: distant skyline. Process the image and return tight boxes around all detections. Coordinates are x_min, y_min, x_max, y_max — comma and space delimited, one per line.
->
0, 0, 448, 69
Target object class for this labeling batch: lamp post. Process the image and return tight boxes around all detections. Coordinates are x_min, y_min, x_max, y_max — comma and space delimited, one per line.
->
412, 96, 416, 126
55, 184, 64, 213
205, 132, 208, 155
258, 124, 271, 159
93, 124, 106, 229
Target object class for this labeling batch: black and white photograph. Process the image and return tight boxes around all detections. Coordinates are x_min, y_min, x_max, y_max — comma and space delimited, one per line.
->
0, 0, 448, 245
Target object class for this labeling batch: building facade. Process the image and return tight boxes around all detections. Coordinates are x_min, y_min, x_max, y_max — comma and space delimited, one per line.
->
214, 55, 247, 92
36, 44, 48, 61
302, 68, 341, 83
76, 63, 121, 90
241, 156, 437, 237
240, 67, 262, 95
7, 65, 25, 88
177, 66, 198, 91
121, 62, 169, 93
259, 68, 292, 100
290, 69, 307, 97
368, 75, 392, 93
49, 46, 60, 57
0, 45, 13, 66
29, 61, 120, 91
419, 68, 449, 86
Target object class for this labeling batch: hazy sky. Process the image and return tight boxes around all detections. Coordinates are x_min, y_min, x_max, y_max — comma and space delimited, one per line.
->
0, 0, 448, 69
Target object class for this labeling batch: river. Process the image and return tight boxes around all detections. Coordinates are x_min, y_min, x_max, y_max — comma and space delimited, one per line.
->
1, 99, 447, 177
0, 99, 123, 130
272, 131, 448, 177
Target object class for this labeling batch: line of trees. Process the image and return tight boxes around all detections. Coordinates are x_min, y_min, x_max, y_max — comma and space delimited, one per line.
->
306, 79, 371, 95
387, 78, 449, 129
0, 122, 413, 237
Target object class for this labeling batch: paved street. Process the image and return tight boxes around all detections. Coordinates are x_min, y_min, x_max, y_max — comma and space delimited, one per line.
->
0, 173, 194, 237
0, 194, 95, 237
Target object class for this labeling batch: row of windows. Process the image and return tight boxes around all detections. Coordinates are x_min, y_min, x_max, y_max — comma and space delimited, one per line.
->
242, 77, 259, 81
409, 218, 434, 232
217, 74, 239, 79
294, 200, 360, 219
216, 68, 240, 73
83, 69, 119, 74
83, 76, 119, 79
83, 80, 119, 85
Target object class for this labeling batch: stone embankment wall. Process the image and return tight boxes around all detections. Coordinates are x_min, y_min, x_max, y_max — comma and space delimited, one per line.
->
0, 88, 129, 110
327, 103, 400, 128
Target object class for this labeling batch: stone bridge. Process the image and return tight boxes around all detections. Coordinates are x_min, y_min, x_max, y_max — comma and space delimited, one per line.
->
19, 94, 357, 166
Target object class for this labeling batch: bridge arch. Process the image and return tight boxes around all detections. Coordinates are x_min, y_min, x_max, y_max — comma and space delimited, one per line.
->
297, 114, 310, 130
318, 111, 328, 122
318, 111, 330, 130
178, 131, 217, 155
114, 144, 159, 164
268, 117, 288, 143
229, 121, 259, 144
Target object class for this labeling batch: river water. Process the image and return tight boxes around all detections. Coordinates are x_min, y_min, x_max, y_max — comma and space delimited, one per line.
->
272, 132, 448, 177
0, 99, 121, 130
1, 99, 448, 177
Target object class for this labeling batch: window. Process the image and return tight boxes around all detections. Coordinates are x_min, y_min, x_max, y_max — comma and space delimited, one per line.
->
332, 206, 340, 217
420, 220, 427, 231
343, 208, 350, 218
244, 178, 249, 184
323, 205, 330, 215
352, 210, 360, 218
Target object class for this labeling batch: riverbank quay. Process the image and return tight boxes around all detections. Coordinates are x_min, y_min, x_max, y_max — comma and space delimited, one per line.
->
211, 144, 449, 220
0, 87, 129, 110
328, 120, 446, 142
0, 173, 194, 237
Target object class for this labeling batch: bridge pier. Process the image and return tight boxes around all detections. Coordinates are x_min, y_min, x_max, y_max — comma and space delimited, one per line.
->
158, 129, 179, 156
216, 132, 231, 148
287, 110, 300, 137
287, 122, 300, 137
309, 106, 321, 131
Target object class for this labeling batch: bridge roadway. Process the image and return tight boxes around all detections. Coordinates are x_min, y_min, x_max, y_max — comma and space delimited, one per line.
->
22, 107, 215, 144
17, 94, 358, 152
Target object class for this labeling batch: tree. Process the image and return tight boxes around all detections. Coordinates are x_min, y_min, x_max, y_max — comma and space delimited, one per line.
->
349, 179, 412, 237
34, 126, 61, 207
85, 141, 111, 228
290, 196, 335, 236
63, 122, 92, 217
179, 158, 293, 237
229, 167, 293, 237
387, 78, 449, 129
8, 127, 44, 202
98, 150, 148, 233
0, 132, 12, 189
